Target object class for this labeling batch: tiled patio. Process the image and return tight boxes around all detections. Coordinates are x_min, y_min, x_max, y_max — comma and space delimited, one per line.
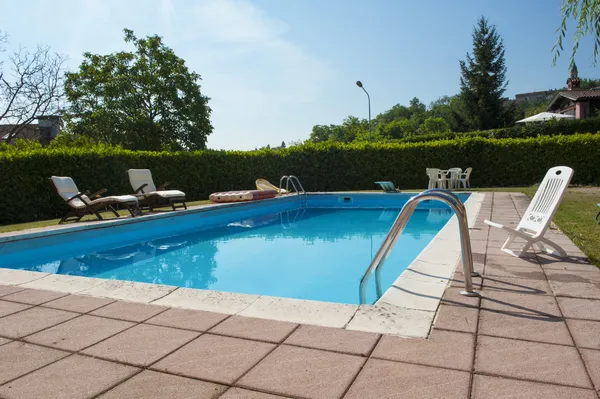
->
0, 192, 599, 398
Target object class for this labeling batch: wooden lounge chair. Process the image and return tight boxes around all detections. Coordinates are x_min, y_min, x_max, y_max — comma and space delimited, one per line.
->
484, 166, 574, 258
375, 181, 399, 193
127, 169, 187, 211
50, 176, 141, 224
256, 178, 287, 194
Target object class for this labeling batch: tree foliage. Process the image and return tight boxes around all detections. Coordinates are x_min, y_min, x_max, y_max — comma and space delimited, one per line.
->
553, 0, 600, 65
420, 117, 451, 135
459, 17, 509, 130
64, 29, 212, 151
0, 32, 67, 142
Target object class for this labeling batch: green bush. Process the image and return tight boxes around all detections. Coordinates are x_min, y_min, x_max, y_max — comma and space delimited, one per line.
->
1, 133, 599, 224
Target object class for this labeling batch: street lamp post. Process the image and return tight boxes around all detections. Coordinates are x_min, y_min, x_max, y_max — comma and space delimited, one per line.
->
356, 80, 371, 141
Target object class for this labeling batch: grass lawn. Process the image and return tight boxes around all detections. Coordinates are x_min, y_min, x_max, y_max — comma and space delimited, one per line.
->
1, 189, 598, 267
0, 199, 212, 234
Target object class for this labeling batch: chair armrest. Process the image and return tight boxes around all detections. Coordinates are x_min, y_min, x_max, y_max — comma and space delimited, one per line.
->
66, 191, 91, 205
89, 188, 107, 199
134, 184, 148, 194
157, 182, 170, 191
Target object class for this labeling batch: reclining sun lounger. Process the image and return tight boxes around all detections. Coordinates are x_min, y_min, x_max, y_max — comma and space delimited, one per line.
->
485, 166, 574, 258
375, 181, 399, 193
256, 178, 287, 194
50, 176, 140, 224
127, 169, 187, 211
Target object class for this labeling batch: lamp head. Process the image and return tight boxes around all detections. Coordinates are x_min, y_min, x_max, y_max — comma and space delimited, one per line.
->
356, 81, 363, 88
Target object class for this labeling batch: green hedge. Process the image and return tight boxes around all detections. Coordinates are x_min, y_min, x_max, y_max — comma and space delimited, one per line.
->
1, 133, 599, 224
399, 117, 600, 143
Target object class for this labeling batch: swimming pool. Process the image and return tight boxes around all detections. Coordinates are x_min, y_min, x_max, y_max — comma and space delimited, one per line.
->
0, 193, 469, 305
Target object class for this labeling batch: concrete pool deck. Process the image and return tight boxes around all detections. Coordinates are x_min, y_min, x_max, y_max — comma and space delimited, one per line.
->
0, 192, 599, 398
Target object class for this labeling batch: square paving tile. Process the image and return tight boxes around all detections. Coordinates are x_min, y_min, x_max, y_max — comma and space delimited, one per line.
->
83, 323, 198, 366
210, 315, 297, 343
450, 272, 482, 289
440, 287, 480, 308
145, 307, 229, 332
558, 297, 600, 321
0, 354, 139, 399
481, 290, 561, 317
0, 307, 79, 338
478, 309, 573, 345
284, 324, 379, 356
484, 264, 546, 280
539, 258, 599, 272
581, 349, 600, 392
372, 329, 474, 371
475, 335, 591, 388
153, 334, 275, 384
0, 285, 25, 298
99, 370, 227, 399
482, 276, 551, 295
0, 337, 11, 346
566, 319, 600, 350
344, 358, 470, 399
433, 304, 478, 333
471, 374, 597, 399
0, 300, 31, 318
42, 294, 115, 313
220, 388, 288, 398
545, 269, 600, 284
238, 344, 365, 399
0, 341, 69, 385
549, 280, 600, 299
90, 300, 167, 322
25, 315, 135, 351
1, 288, 68, 305
486, 254, 540, 267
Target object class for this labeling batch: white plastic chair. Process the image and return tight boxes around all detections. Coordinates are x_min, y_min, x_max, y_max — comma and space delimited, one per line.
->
448, 168, 462, 190
426, 168, 442, 189
458, 167, 472, 189
484, 166, 574, 258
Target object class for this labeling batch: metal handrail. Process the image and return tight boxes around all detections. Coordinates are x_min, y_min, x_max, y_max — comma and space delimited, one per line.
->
359, 189, 480, 304
288, 175, 305, 194
279, 175, 306, 196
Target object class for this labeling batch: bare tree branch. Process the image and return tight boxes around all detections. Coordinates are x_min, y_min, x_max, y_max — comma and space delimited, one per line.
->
0, 41, 67, 142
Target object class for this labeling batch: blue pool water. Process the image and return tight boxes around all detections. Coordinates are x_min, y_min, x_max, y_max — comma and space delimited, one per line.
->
1, 194, 468, 304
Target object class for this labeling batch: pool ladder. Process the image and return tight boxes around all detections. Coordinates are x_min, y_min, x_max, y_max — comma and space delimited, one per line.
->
359, 189, 481, 304
280, 175, 307, 207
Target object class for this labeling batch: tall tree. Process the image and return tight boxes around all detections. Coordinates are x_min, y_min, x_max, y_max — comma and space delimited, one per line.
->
553, 0, 600, 65
0, 32, 67, 143
459, 17, 508, 130
65, 29, 212, 151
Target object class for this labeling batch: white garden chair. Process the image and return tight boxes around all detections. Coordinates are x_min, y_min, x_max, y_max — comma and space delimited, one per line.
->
448, 168, 462, 189
484, 166, 573, 258
459, 167, 472, 189
426, 168, 443, 189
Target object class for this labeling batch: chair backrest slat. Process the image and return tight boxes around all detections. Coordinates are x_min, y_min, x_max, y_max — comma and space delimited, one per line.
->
128, 169, 157, 193
517, 166, 573, 236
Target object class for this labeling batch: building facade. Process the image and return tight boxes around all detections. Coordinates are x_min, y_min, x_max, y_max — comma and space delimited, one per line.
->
546, 65, 600, 119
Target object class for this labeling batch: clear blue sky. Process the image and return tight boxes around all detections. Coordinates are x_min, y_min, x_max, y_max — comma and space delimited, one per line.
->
0, 0, 597, 149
